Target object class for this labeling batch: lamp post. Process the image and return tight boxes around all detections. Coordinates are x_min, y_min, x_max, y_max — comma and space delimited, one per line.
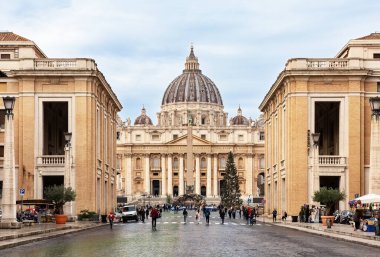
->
1, 96, 20, 228
64, 132, 73, 218
369, 97, 380, 194
309, 133, 320, 204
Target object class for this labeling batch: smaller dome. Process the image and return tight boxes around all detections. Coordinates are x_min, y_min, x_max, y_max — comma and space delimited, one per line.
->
134, 106, 153, 125
230, 106, 249, 125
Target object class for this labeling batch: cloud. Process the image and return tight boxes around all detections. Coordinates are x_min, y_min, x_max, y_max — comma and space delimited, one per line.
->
1, 0, 380, 121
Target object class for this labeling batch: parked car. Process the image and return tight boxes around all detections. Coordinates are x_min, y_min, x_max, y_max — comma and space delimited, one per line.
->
121, 205, 138, 223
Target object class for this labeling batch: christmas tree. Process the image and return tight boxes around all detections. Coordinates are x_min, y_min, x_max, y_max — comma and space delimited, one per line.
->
220, 151, 242, 207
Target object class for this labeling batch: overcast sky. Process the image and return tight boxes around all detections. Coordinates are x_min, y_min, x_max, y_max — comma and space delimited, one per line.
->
1, 0, 379, 123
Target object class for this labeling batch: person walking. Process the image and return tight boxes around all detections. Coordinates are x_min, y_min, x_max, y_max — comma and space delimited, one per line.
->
220, 208, 226, 224
183, 208, 188, 223
272, 209, 278, 223
150, 207, 159, 231
140, 208, 145, 223
353, 209, 362, 231
108, 211, 115, 229
146, 208, 149, 220
281, 211, 288, 222
205, 208, 210, 225
195, 209, 201, 224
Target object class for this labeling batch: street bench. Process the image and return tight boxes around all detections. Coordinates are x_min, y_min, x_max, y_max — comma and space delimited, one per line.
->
22, 220, 35, 226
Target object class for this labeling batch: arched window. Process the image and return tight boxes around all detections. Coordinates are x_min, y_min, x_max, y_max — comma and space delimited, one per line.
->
238, 157, 244, 169
153, 157, 160, 170
201, 157, 207, 169
173, 157, 179, 170
136, 157, 142, 169
201, 115, 207, 125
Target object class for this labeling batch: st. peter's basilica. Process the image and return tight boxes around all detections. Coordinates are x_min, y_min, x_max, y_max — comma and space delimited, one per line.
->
116, 47, 264, 203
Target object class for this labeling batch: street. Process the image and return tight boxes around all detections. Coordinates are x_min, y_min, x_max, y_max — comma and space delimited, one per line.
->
0, 211, 378, 257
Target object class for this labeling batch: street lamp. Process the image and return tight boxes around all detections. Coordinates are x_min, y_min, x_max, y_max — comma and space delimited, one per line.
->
64, 131, 73, 218
369, 97, 380, 194
311, 133, 320, 146
1, 96, 20, 228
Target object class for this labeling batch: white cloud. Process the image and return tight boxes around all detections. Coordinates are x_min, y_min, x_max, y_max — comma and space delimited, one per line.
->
1, 0, 380, 121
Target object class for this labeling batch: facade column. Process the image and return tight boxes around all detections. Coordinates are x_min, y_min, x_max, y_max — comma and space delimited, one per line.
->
161, 154, 167, 197
195, 154, 200, 194
167, 154, 173, 196
207, 154, 212, 197
126, 154, 132, 196
369, 115, 380, 194
213, 154, 218, 196
179, 154, 184, 195
246, 154, 253, 196
145, 154, 150, 195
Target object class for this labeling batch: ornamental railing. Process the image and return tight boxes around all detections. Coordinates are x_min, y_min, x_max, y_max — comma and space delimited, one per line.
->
318, 156, 346, 166
36, 155, 65, 166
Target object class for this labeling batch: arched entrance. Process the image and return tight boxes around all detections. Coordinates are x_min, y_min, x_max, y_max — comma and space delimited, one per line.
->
152, 180, 160, 196
201, 186, 206, 196
173, 186, 179, 197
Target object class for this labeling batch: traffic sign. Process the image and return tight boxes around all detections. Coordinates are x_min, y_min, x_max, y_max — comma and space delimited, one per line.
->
19, 188, 25, 196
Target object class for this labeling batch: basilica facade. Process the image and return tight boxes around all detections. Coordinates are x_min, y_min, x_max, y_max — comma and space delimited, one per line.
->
116, 47, 264, 203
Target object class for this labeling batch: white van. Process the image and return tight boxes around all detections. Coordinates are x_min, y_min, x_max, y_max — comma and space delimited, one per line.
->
121, 205, 138, 223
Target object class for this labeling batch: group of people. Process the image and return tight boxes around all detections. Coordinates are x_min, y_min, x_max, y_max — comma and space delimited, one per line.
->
182, 206, 211, 225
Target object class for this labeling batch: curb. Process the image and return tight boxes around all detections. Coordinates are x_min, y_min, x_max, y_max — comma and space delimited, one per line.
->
269, 222, 380, 248
0, 223, 107, 250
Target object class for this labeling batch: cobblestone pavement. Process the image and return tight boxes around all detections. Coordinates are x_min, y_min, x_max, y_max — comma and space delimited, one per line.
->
0, 211, 379, 257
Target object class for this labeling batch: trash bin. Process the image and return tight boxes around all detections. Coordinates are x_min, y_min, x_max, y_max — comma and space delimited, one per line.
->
366, 218, 376, 232
291, 216, 298, 222
101, 215, 107, 223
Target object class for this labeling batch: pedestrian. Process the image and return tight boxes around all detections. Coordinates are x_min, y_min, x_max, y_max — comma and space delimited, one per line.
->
353, 209, 362, 231
150, 207, 159, 231
228, 208, 232, 219
281, 211, 288, 222
272, 209, 277, 222
183, 208, 188, 223
140, 208, 145, 223
146, 208, 149, 220
219, 208, 225, 224
108, 211, 115, 229
232, 207, 236, 219
195, 209, 200, 224
205, 208, 210, 225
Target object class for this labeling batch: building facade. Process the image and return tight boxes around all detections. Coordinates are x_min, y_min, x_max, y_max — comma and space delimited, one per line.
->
117, 47, 264, 203
0, 32, 122, 216
259, 33, 380, 216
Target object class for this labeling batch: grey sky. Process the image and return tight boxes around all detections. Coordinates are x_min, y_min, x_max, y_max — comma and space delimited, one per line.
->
1, 0, 379, 122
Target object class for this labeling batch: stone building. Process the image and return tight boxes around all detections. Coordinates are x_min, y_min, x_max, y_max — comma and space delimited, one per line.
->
117, 47, 264, 203
0, 32, 122, 216
259, 33, 380, 216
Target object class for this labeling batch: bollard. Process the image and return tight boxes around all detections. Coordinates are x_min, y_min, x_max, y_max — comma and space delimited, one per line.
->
326, 217, 331, 228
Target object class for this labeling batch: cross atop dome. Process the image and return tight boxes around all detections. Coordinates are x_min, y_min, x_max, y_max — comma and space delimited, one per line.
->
184, 44, 200, 72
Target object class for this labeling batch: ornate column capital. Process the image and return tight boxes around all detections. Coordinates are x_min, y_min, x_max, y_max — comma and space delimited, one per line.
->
124, 153, 132, 158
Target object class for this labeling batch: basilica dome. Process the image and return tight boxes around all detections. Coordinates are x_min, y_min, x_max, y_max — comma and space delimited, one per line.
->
134, 107, 153, 125
161, 46, 223, 106
230, 106, 249, 125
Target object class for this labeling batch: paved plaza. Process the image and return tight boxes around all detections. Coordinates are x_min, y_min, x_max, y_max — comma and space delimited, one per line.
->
0, 211, 379, 257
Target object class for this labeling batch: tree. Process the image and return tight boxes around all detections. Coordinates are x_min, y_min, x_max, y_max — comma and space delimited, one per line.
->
313, 187, 345, 215
44, 185, 76, 214
220, 151, 242, 207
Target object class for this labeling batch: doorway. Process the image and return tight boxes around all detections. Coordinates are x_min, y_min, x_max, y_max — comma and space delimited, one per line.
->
152, 180, 160, 196
43, 175, 63, 198
201, 186, 206, 196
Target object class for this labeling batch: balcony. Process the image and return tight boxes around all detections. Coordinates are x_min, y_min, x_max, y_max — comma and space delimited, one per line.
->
319, 156, 346, 166
36, 155, 65, 167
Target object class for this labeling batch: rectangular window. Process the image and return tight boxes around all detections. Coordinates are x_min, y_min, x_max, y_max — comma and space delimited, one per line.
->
0, 110, 5, 130
173, 134, 178, 140
219, 134, 227, 141
135, 134, 141, 141
173, 172, 178, 176
0, 145, 4, 157
260, 131, 265, 141
0, 54, 10, 59
377, 82, 380, 92
373, 53, 380, 59
152, 134, 160, 141
201, 134, 206, 140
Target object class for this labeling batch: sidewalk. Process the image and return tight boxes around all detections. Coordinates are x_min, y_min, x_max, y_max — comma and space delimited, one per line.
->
0, 221, 105, 250
260, 216, 380, 248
